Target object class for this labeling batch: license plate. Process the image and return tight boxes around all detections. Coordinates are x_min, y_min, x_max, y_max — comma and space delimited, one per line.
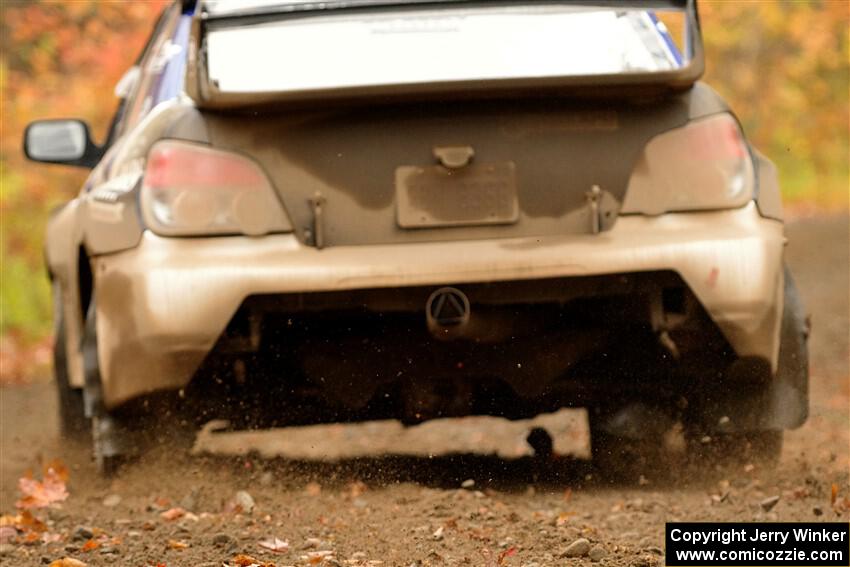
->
396, 161, 518, 228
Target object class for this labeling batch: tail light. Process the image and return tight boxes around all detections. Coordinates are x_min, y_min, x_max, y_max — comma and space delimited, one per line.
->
622, 113, 754, 215
140, 140, 292, 236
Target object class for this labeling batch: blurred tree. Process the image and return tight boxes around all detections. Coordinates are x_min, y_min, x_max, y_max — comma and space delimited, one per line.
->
1, 0, 167, 343
700, 0, 849, 206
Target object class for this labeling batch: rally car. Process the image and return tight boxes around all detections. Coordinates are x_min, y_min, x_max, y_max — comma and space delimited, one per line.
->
25, 0, 808, 474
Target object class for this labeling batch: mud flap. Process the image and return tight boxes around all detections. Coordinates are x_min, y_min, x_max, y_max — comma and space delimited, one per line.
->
692, 265, 809, 433
81, 295, 137, 464
767, 266, 810, 428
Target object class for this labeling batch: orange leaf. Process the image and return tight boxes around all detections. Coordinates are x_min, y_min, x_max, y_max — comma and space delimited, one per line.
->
15, 467, 69, 509
160, 507, 186, 521
498, 546, 518, 565
43, 459, 69, 483
167, 539, 189, 550
233, 554, 275, 567
48, 558, 87, 567
81, 539, 100, 552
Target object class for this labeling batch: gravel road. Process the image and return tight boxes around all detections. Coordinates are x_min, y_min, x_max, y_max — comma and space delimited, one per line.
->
1, 215, 848, 567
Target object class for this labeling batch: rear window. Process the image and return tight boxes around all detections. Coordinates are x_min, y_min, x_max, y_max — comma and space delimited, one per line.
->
203, 4, 687, 95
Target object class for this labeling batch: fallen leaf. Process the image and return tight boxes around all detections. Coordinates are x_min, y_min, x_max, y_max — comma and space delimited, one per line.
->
81, 538, 100, 552
498, 546, 518, 565
831, 483, 839, 506
17, 510, 47, 533
232, 554, 275, 567
305, 550, 334, 564
43, 459, 69, 483
48, 559, 87, 567
41, 532, 63, 544
168, 539, 189, 550
258, 537, 289, 553
0, 525, 16, 543
160, 507, 186, 521
16, 466, 69, 509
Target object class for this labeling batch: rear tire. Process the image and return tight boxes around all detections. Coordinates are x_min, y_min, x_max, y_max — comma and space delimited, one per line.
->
52, 285, 88, 439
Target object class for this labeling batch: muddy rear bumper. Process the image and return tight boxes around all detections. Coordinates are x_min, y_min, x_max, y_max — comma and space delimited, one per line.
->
93, 202, 785, 409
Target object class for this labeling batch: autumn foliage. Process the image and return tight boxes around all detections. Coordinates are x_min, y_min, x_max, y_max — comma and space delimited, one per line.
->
1, 1, 167, 358
0, 1, 848, 375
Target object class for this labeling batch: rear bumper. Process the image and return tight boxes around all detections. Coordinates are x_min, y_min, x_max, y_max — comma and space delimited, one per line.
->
94, 202, 785, 408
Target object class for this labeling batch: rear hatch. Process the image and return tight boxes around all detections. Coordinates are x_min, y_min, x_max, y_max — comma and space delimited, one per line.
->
203, 98, 693, 246
191, 0, 704, 247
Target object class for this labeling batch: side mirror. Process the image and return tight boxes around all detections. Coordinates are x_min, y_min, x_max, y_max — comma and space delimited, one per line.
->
23, 119, 103, 168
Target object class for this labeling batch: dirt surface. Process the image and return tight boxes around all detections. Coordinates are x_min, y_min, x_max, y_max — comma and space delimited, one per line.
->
1, 216, 848, 567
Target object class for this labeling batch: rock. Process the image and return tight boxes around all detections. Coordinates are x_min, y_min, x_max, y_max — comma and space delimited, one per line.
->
461, 479, 475, 489
46, 509, 69, 522
102, 494, 121, 507
350, 552, 367, 560
179, 490, 198, 512
303, 538, 323, 549
99, 546, 118, 555
234, 490, 255, 514
259, 471, 274, 486
760, 495, 780, 512
589, 544, 607, 562
432, 526, 444, 541
631, 554, 659, 567
211, 533, 236, 548
562, 538, 591, 557
72, 526, 94, 542
647, 547, 664, 555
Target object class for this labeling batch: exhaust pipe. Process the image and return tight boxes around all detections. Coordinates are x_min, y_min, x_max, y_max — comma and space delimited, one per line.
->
425, 287, 471, 339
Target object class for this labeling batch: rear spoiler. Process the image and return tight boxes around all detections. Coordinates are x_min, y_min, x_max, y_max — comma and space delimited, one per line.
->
185, 0, 704, 109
